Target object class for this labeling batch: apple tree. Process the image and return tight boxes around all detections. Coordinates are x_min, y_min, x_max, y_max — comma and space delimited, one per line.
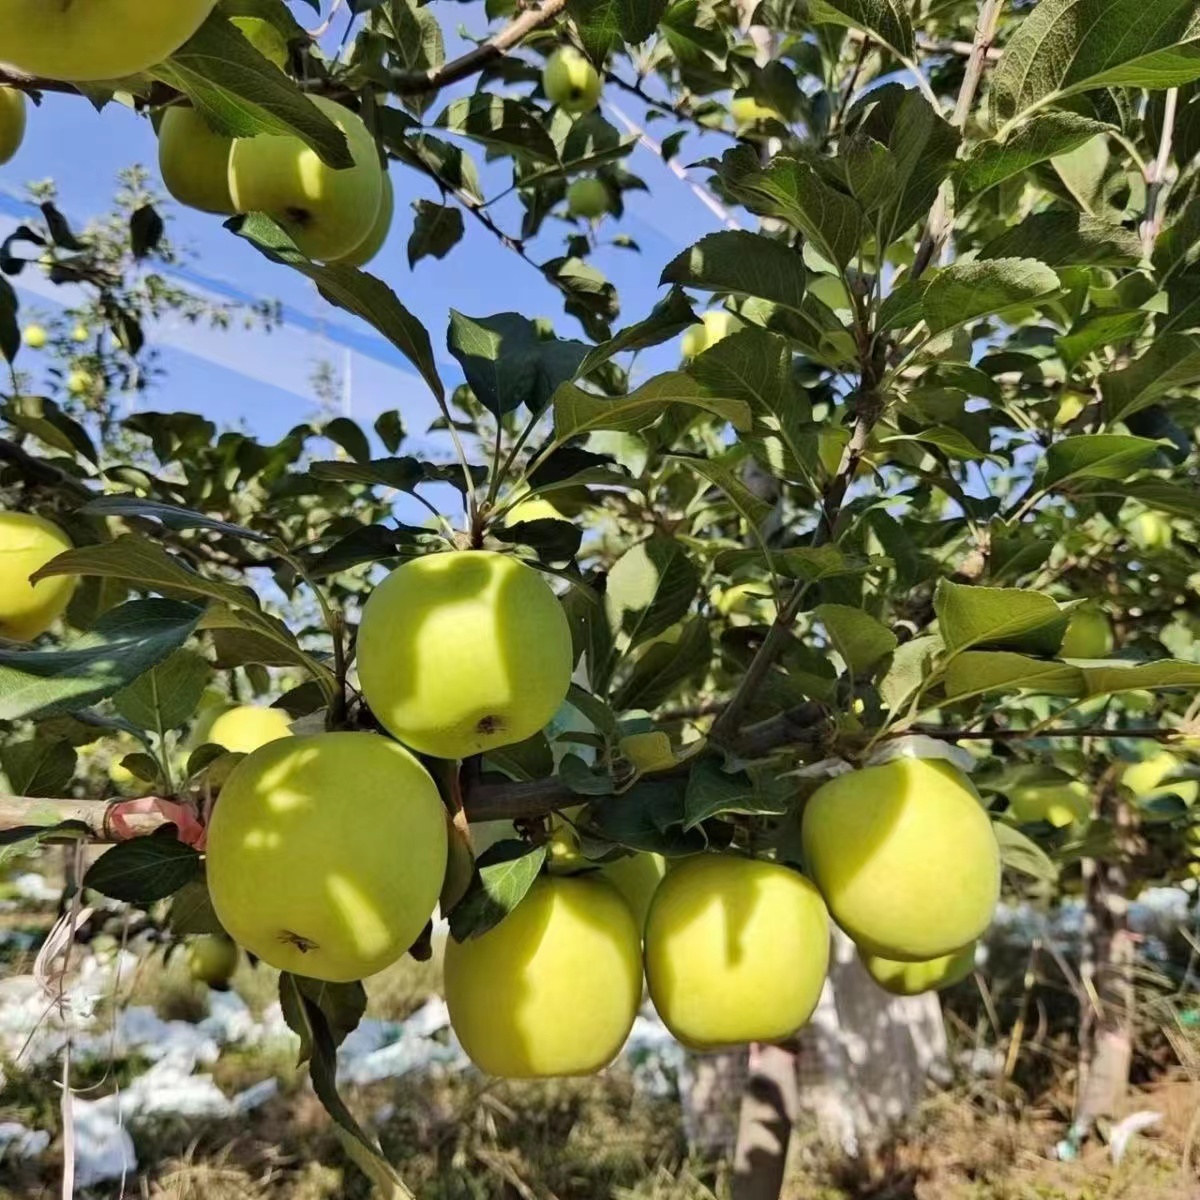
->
3, 0, 1200, 1194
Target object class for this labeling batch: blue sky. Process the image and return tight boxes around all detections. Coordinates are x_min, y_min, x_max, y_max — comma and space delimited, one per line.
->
1, 1, 734, 464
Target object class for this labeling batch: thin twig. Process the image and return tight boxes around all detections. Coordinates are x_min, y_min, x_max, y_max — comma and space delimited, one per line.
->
912, 0, 1005, 277
1142, 87, 1179, 256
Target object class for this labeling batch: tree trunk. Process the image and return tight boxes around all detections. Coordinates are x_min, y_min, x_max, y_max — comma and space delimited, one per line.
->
732, 1043, 801, 1200
680, 1049, 746, 1160
1076, 794, 1136, 1132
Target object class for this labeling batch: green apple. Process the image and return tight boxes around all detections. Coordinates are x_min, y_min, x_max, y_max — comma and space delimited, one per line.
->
1122, 751, 1199, 806
1007, 779, 1091, 828
567, 177, 610, 219
0, 511, 75, 641
802, 757, 1001, 961
227, 96, 384, 262
0, 0, 215, 81
600, 852, 668, 934
158, 106, 236, 215
1130, 509, 1173, 552
1059, 606, 1113, 659
357, 550, 573, 760
70, 324, 90, 344
0, 87, 26, 166
186, 935, 239, 988
67, 369, 94, 397
543, 48, 602, 114
444, 875, 642, 1077
862, 943, 976, 997
204, 705, 293, 755
680, 310, 741, 359
21, 324, 46, 350
205, 732, 447, 982
644, 855, 829, 1049
331, 172, 394, 268
731, 96, 782, 128
231, 16, 288, 69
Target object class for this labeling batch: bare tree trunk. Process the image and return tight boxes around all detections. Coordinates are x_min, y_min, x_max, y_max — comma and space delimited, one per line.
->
680, 1050, 746, 1160
732, 1043, 801, 1200
1076, 794, 1136, 1132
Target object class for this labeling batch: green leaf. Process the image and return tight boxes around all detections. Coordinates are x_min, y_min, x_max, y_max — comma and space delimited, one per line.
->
605, 536, 700, 653
1056, 310, 1149, 370
943, 652, 1085, 700
726, 156, 862, 269
661, 231, 807, 312
993, 822, 1059, 882
1101, 334, 1200, 421
310, 457, 485, 495
4, 396, 97, 464
879, 635, 942, 714
279, 974, 367, 1060
168, 879, 225, 936
683, 759, 788, 831
978, 213, 1142, 268
0, 277, 19, 364
713, 545, 878, 581
447, 311, 589, 416
435, 94, 559, 163
84, 831, 203, 904
920, 259, 1061, 334
113, 649, 211, 733
815, 604, 898, 674
935, 580, 1070, 657
321, 417, 371, 465
575, 288, 697, 377
613, 617, 711, 711
448, 841, 547, 941
278, 974, 414, 1198
407, 201, 464, 269
802, 0, 914, 57
957, 113, 1114, 197
568, 0, 669, 56
552, 372, 752, 440
0, 599, 203, 721
229, 214, 444, 405
0, 739, 76, 797
200, 605, 333, 687
154, 12, 351, 167
80, 496, 273, 543
1044, 434, 1165, 486
991, 0, 1200, 126
1082, 660, 1200, 697
665, 450, 774, 529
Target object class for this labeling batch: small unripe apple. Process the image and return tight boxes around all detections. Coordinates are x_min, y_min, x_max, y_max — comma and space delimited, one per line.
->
0, 0, 215, 81
66, 369, 95, 397
21, 324, 47, 350
567, 177, 610, 220
186, 935, 240, 988
158, 106, 237, 215
444, 875, 642, 1077
1123, 751, 1199, 806
802, 757, 1001, 961
1059, 606, 1113, 659
357, 550, 573, 760
731, 96, 782, 128
543, 48, 602, 114
203, 704, 294, 755
862, 943, 976, 996
228, 96, 385, 262
0, 87, 26, 166
644, 855, 829, 1049
0, 511, 75, 641
680, 310, 741, 359
70, 324, 90, 344
1007, 779, 1091, 828
205, 732, 447, 982
1130, 510, 1173, 552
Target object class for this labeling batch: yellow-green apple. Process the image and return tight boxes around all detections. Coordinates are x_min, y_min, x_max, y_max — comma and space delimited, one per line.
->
802, 757, 1001, 960
680, 310, 741, 359
204, 732, 447, 982
643, 855, 829, 1049
331, 172, 393, 268
862, 942, 976, 996
567, 177, 610, 219
158, 107, 236, 214
543, 48, 602, 114
1007, 779, 1090, 828
186, 935, 239, 988
0, 511, 74, 641
0, 87, 25, 165
357, 550, 573, 760
444, 875, 642, 1077
1059, 606, 1113, 659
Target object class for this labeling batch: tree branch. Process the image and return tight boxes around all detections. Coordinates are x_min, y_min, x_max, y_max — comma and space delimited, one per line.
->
390, 0, 569, 95
912, 0, 1005, 277
1142, 87, 1179, 256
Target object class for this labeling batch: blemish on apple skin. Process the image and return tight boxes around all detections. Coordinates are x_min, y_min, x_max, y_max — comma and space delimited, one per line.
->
280, 930, 319, 954
285, 206, 312, 228
476, 715, 504, 736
